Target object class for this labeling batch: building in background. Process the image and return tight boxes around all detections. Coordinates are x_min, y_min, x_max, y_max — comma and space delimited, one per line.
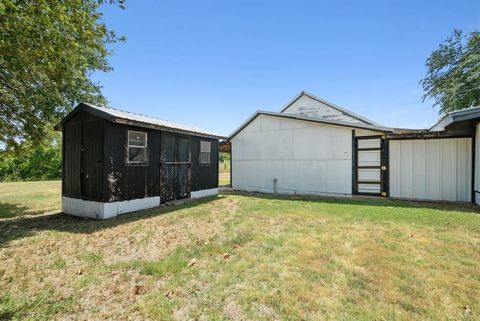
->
229, 91, 478, 204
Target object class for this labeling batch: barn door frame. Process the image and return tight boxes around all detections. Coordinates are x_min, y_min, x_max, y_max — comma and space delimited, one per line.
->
160, 132, 192, 203
352, 132, 389, 197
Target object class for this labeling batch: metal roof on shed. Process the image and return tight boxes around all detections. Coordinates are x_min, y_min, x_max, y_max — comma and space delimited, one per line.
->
430, 106, 480, 131
55, 102, 226, 140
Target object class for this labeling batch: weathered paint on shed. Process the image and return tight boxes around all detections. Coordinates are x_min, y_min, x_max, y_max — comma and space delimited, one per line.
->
103, 121, 161, 203
58, 103, 222, 219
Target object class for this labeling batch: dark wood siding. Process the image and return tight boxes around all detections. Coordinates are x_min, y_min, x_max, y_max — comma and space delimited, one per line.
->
62, 111, 104, 201
103, 122, 160, 202
191, 136, 219, 191
82, 113, 104, 200
63, 111, 218, 204
160, 132, 192, 202
63, 113, 82, 198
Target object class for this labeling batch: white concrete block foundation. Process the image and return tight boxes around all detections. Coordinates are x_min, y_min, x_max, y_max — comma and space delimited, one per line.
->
62, 196, 161, 219
63, 188, 218, 219
190, 188, 219, 199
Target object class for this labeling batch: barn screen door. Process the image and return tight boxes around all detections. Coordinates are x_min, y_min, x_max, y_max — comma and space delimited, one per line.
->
354, 136, 388, 196
160, 134, 191, 202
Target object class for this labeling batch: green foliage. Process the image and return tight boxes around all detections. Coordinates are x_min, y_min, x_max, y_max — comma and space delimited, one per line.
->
219, 152, 230, 163
0, 132, 62, 181
0, 0, 124, 149
421, 29, 480, 114
139, 247, 190, 277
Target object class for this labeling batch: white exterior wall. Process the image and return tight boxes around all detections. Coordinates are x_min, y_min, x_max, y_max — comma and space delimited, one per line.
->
231, 114, 378, 196
475, 123, 480, 204
389, 138, 472, 202
282, 95, 365, 124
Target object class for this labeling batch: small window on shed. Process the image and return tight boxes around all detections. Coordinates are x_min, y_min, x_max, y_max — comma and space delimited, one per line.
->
127, 131, 148, 164
199, 141, 211, 164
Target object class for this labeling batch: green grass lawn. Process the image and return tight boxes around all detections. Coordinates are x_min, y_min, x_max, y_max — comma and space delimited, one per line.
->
0, 180, 61, 218
219, 158, 230, 186
219, 172, 230, 186
1, 181, 480, 320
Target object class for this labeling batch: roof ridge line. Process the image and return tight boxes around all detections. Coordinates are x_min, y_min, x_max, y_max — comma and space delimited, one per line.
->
85, 102, 208, 130
280, 91, 383, 127
228, 110, 392, 140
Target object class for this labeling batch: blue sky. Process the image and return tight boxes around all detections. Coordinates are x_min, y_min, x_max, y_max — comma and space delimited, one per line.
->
94, 0, 480, 136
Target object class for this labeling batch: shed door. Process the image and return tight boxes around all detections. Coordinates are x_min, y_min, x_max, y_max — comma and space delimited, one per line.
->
160, 133, 191, 202
354, 136, 388, 196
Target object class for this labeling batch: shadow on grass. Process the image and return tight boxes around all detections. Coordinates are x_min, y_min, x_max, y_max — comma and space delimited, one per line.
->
0, 196, 220, 248
0, 203, 31, 219
0, 202, 56, 219
223, 190, 480, 214
1, 192, 479, 248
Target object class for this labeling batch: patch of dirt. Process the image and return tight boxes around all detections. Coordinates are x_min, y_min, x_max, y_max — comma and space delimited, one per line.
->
174, 304, 194, 321
223, 297, 246, 321
252, 302, 280, 321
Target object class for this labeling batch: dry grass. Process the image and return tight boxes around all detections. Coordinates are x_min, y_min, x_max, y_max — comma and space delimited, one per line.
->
219, 173, 230, 186
0, 180, 61, 218
1, 181, 480, 320
219, 158, 230, 186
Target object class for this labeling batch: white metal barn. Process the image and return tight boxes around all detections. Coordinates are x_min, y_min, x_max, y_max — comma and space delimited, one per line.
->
229, 91, 480, 204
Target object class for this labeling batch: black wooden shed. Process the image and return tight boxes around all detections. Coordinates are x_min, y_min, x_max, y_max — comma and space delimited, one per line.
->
55, 102, 225, 219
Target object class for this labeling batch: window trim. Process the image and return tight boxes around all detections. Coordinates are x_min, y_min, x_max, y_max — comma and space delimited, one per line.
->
126, 130, 148, 165
199, 140, 211, 165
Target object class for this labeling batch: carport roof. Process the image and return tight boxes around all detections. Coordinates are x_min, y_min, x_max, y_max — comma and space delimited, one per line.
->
430, 106, 480, 131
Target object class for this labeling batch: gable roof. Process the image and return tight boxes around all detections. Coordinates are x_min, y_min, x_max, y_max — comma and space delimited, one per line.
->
55, 102, 226, 140
280, 91, 383, 126
229, 110, 393, 140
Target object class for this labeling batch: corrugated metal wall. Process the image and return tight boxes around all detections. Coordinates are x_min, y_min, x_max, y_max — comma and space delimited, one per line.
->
231, 114, 379, 195
389, 138, 472, 202
476, 123, 480, 204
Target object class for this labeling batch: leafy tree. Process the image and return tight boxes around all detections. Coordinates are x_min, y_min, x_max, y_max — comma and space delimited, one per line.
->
0, 131, 62, 181
0, 0, 125, 149
421, 29, 480, 114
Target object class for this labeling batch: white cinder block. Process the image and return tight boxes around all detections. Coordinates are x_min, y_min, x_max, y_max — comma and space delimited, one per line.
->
62, 196, 160, 219
190, 188, 219, 199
